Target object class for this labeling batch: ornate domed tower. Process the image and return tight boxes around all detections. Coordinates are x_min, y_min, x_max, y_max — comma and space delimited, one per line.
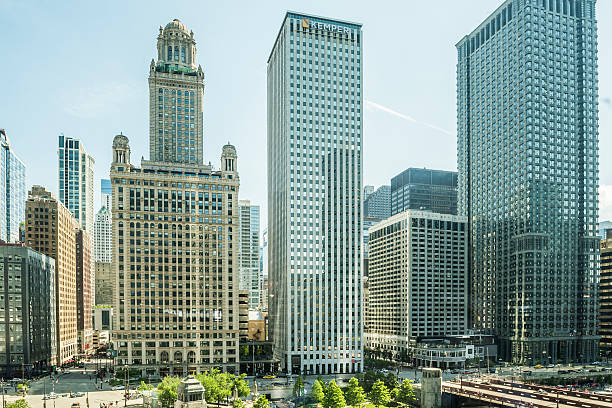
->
112, 133, 130, 165
221, 143, 238, 176
149, 19, 205, 165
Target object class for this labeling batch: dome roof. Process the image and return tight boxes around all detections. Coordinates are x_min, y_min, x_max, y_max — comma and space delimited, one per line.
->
222, 143, 237, 157
112, 133, 129, 148
164, 19, 189, 34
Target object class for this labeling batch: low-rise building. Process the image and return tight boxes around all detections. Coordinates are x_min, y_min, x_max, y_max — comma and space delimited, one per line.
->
413, 335, 497, 369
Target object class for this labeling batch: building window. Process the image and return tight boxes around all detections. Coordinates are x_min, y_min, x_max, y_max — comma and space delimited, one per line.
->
168, 46, 172, 61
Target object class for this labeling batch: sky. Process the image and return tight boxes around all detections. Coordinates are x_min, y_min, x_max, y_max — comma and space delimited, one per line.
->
1, 0, 611, 230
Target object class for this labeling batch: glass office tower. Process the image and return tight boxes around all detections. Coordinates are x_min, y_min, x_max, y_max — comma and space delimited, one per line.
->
391, 168, 457, 216
457, 0, 599, 363
0, 131, 26, 243
268, 12, 363, 374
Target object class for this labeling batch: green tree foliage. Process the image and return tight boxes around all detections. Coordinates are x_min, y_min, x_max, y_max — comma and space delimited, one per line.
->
368, 380, 391, 408
344, 378, 365, 407
231, 373, 251, 399
311, 379, 325, 403
254, 395, 270, 408
394, 380, 416, 405
356, 370, 396, 393
137, 381, 154, 392
6, 400, 30, 408
158, 376, 181, 407
233, 398, 247, 408
293, 375, 305, 397
322, 380, 346, 408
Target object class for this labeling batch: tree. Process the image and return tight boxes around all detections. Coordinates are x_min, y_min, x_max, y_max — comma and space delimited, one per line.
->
231, 373, 251, 399
384, 373, 398, 391
369, 380, 391, 408
293, 375, 305, 397
311, 379, 325, 404
344, 378, 365, 407
233, 398, 247, 408
322, 380, 345, 408
254, 395, 270, 408
394, 380, 416, 405
137, 381, 154, 392
6, 400, 30, 408
157, 376, 181, 407
196, 369, 233, 405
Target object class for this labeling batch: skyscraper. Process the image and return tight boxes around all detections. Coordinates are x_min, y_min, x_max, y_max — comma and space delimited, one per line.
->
76, 229, 93, 353
600, 229, 612, 352
58, 135, 95, 236
111, 19, 241, 376
390, 168, 458, 216
101, 178, 112, 210
0, 129, 26, 243
25, 186, 79, 366
238, 201, 261, 310
457, 0, 599, 363
149, 19, 204, 165
363, 185, 390, 220
365, 211, 467, 358
94, 206, 112, 263
268, 12, 363, 375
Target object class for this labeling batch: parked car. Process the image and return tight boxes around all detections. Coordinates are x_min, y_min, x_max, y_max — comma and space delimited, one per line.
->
112, 385, 125, 390
44, 393, 58, 400
71, 392, 85, 398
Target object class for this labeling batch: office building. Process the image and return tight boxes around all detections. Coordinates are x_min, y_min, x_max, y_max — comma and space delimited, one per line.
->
149, 19, 204, 165
364, 185, 390, 220
365, 210, 467, 360
601, 229, 612, 351
363, 185, 374, 201
76, 229, 93, 354
238, 201, 261, 310
457, 0, 599, 363
261, 229, 268, 312
0, 243, 56, 377
94, 206, 112, 263
111, 133, 240, 375
390, 168, 457, 216
599, 221, 612, 239
58, 135, 95, 236
93, 305, 113, 332
25, 185, 78, 365
0, 129, 26, 243
95, 261, 113, 306
101, 179, 112, 210
268, 12, 363, 374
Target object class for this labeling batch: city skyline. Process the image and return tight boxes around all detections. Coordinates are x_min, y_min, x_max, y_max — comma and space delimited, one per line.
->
2, 1, 611, 231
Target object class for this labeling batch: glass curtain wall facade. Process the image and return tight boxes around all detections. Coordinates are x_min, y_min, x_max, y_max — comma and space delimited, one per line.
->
0, 132, 26, 243
238, 201, 261, 310
268, 12, 363, 374
390, 168, 457, 216
58, 135, 95, 236
457, 0, 599, 363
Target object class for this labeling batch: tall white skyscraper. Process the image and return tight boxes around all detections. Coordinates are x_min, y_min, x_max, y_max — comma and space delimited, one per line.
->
267, 12, 363, 375
238, 201, 261, 310
94, 206, 112, 263
58, 135, 95, 236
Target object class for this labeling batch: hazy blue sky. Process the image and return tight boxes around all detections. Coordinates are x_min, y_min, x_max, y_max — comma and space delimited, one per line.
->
1, 0, 611, 229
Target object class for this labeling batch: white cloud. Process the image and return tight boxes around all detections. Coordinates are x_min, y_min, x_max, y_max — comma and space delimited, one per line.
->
365, 99, 453, 136
600, 185, 612, 221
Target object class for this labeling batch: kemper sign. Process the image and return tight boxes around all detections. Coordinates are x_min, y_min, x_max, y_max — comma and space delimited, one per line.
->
302, 18, 351, 34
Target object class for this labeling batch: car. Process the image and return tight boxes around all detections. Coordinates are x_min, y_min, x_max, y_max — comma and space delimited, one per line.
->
44, 394, 58, 400
534, 365, 544, 369
547, 364, 555, 368
112, 385, 125, 390
71, 392, 85, 398
263, 375, 276, 379
71, 403, 81, 408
